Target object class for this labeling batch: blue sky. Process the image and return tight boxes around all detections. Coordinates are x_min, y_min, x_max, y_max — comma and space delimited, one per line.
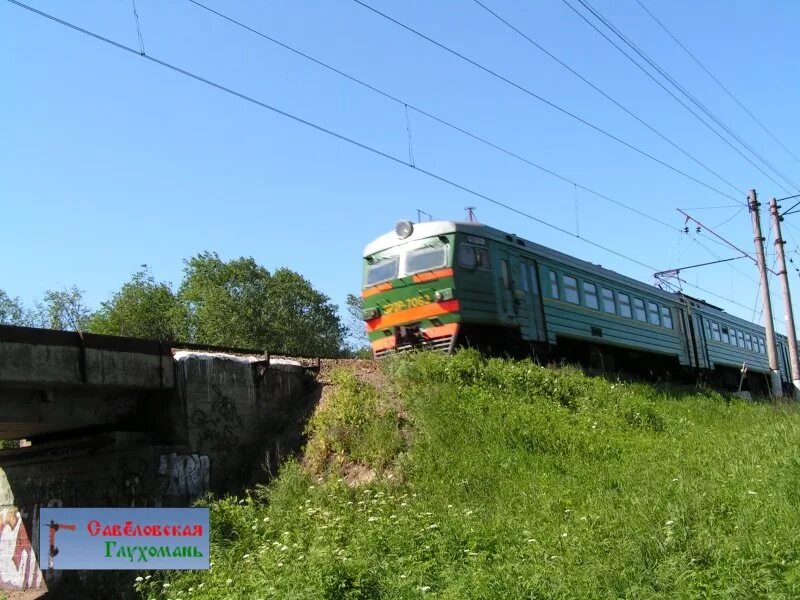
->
3, 0, 800, 332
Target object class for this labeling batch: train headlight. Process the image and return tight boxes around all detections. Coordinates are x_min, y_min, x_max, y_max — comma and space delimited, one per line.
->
395, 220, 414, 239
434, 291, 444, 302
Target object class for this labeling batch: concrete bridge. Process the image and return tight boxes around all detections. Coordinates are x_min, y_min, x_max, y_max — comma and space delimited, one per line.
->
0, 324, 324, 595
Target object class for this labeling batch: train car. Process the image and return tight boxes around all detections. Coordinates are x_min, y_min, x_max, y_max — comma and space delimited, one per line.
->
361, 219, 791, 390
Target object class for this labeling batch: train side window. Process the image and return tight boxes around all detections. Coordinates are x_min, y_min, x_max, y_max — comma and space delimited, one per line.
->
583, 282, 599, 309
647, 301, 660, 325
458, 244, 476, 269
711, 322, 721, 341
730, 328, 738, 346
518, 264, 528, 292
661, 306, 673, 329
548, 270, 559, 299
745, 334, 753, 351
720, 326, 730, 344
633, 298, 646, 321
737, 331, 745, 347
529, 266, 540, 295
563, 275, 580, 304
501, 260, 512, 290
601, 288, 615, 313
758, 338, 766, 354
618, 294, 632, 318
458, 245, 489, 270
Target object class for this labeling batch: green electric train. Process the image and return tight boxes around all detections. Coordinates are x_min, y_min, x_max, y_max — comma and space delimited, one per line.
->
361, 220, 792, 391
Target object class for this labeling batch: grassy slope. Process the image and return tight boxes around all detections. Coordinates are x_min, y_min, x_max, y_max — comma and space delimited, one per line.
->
140, 351, 800, 599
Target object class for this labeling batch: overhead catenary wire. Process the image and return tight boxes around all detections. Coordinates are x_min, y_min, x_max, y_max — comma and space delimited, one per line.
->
561, 0, 796, 196
351, 0, 740, 202
5, 0, 658, 275
471, 0, 742, 196
635, 0, 800, 169
6, 0, 760, 319
574, 0, 800, 193
184, 0, 681, 231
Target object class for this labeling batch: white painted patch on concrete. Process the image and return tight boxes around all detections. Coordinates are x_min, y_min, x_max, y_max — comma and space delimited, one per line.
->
0, 508, 43, 589
173, 350, 300, 366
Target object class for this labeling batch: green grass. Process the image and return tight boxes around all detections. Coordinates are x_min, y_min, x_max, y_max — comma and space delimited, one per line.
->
139, 350, 800, 599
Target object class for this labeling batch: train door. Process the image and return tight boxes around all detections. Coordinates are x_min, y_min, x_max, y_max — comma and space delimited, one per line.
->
497, 250, 533, 340
520, 259, 546, 341
497, 250, 516, 322
509, 255, 536, 341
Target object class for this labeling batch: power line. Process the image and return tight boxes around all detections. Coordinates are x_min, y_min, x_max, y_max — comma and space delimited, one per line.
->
574, 0, 799, 193
351, 0, 740, 201
470, 0, 742, 196
635, 0, 800, 169
4, 0, 658, 273
561, 0, 796, 195
710, 205, 746, 229
6, 0, 757, 320
184, 0, 679, 231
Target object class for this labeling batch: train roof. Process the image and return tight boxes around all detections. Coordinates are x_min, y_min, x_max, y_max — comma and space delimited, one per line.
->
363, 220, 777, 335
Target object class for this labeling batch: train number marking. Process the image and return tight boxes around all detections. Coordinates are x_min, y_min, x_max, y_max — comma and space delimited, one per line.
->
382, 294, 432, 314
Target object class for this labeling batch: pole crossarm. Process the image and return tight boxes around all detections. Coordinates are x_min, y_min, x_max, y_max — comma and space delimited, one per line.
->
677, 208, 778, 275
654, 256, 745, 280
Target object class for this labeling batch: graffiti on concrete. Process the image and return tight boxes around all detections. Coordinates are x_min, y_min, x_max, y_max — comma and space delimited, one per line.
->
0, 508, 43, 589
158, 453, 210, 500
107, 458, 150, 507
190, 384, 243, 451
210, 384, 243, 427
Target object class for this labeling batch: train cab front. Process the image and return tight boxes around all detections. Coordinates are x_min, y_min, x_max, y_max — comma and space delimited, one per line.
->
362, 220, 461, 357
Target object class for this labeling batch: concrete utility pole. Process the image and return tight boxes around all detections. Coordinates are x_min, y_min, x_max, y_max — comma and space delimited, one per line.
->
749, 189, 783, 396
770, 197, 800, 398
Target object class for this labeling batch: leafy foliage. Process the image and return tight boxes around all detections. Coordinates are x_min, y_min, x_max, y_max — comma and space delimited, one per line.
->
38, 286, 92, 331
179, 252, 344, 354
344, 293, 370, 355
86, 267, 187, 340
0, 290, 30, 326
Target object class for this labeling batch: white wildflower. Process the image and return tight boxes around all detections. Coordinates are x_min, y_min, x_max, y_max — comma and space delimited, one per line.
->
421, 586, 431, 592
135, 576, 143, 582
226, 579, 233, 585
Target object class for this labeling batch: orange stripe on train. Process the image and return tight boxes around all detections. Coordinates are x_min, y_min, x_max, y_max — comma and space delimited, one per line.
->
366, 299, 460, 332
362, 282, 393, 298
411, 268, 454, 283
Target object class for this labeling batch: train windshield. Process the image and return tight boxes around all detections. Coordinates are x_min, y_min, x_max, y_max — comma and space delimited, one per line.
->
365, 257, 398, 286
406, 244, 447, 275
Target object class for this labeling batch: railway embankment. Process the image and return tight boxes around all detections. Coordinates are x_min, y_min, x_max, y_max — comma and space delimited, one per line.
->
142, 350, 800, 599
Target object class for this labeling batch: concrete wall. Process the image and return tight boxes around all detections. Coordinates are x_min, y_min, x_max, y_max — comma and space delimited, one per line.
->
175, 354, 307, 493
0, 350, 311, 594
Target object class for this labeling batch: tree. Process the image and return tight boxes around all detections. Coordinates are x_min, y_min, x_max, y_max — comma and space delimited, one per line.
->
0, 290, 30, 326
37, 286, 91, 331
178, 252, 344, 354
344, 293, 371, 355
86, 267, 187, 340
